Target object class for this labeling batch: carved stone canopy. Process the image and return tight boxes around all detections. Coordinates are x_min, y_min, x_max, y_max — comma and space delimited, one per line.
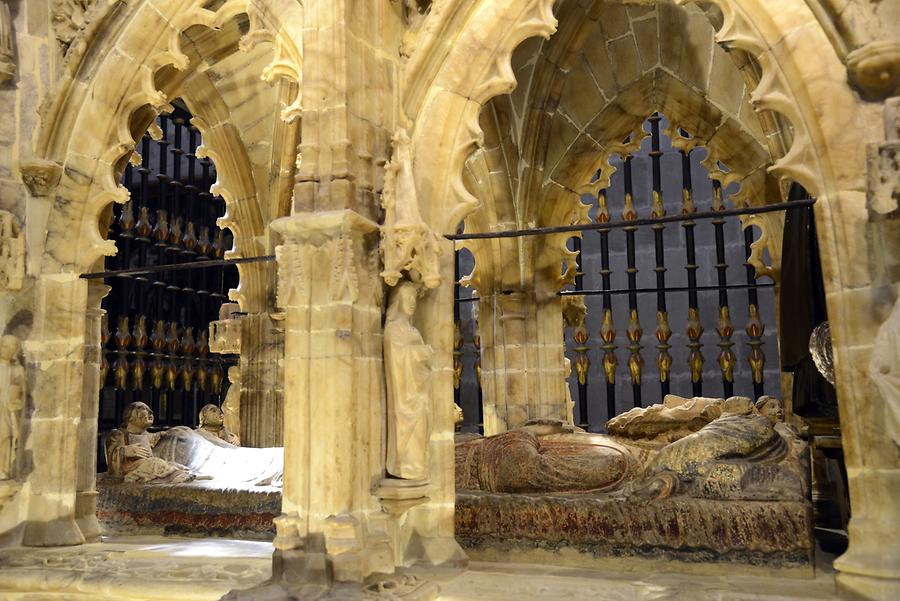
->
20, 160, 63, 197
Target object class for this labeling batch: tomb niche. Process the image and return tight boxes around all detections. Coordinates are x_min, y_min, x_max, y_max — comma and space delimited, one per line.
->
94, 105, 283, 539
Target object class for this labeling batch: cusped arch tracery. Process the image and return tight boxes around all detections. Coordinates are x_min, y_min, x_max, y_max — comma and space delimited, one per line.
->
408, 0, 868, 241
34, 0, 303, 282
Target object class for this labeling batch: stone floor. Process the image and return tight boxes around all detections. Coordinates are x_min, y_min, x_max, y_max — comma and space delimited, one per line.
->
0, 536, 841, 600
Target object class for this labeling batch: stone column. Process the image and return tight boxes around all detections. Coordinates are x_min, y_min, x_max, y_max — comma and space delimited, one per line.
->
22, 273, 88, 546
833, 97, 900, 601
239, 312, 284, 448
73, 280, 108, 543
478, 291, 569, 435
270, 210, 392, 586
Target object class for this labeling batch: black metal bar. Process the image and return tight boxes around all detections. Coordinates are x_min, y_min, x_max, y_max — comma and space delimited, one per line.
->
445, 199, 815, 240
744, 225, 765, 399
681, 148, 703, 397
622, 157, 641, 408
648, 113, 670, 399
566, 283, 776, 295
452, 282, 776, 303
712, 180, 735, 397
79, 254, 276, 279
597, 188, 616, 421
572, 235, 589, 428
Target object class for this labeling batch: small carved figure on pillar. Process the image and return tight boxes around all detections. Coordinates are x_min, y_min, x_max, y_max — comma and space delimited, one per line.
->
105, 402, 207, 484
384, 280, 433, 481
222, 366, 241, 441
197, 403, 240, 446
0, 0, 14, 84
0, 211, 24, 290
0, 335, 24, 480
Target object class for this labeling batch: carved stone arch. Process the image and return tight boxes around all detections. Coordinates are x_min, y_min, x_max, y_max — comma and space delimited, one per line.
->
12, 0, 303, 548
406, 0, 890, 592
33, 0, 302, 276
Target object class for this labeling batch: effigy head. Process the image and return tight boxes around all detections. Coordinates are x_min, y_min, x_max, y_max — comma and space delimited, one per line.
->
199, 404, 225, 428
123, 401, 153, 430
755, 396, 784, 425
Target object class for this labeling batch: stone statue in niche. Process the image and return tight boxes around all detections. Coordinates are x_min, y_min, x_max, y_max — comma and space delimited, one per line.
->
105, 402, 208, 484
221, 366, 241, 441
0, 211, 24, 290
384, 280, 433, 481
456, 395, 807, 502
197, 403, 240, 446
0, 335, 24, 480
380, 128, 441, 290
0, 1, 15, 85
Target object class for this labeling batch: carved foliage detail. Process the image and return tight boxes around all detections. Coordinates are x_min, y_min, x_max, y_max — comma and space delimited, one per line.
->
51, 0, 94, 47
274, 243, 311, 309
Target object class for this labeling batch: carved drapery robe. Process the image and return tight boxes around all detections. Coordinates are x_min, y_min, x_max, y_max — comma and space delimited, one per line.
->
384, 310, 433, 481
105, 429, 197, 484
0, 357, 24, 479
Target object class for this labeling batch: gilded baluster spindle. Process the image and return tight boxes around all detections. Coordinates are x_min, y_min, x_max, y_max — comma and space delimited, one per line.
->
596, 189, 610, 224
473, 329, 482, 388
717, 306, 736, 384
746, 304, 766, 387
131, 315, 148, 391
210, 360, 225, 396
655, 311, 672, 384
452, 322, 463, 391
686, 307, 704, 386
573, 323, 590, 387
164, 357, 179, 391
149, 320, 166, 390
599, 308, 617, 386
113, 315, 130, 391
626, 309, 644, 389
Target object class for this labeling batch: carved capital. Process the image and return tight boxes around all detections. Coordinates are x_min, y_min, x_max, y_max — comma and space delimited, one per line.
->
20, 160, 63, 197
847, 40, 900, 102
272, 210, 380, 308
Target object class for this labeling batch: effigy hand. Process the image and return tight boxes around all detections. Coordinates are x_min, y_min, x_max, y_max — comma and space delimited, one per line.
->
124, 443, 151, 459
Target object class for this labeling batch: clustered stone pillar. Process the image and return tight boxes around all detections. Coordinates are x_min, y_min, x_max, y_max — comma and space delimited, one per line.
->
833, 97, 900, 601
239, 312, 284, 448
270, 210, 392, 586
478, 292, 569, 435
22, 274, 89, 546
73, 281, 108, 543
468, 235, 572, 435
